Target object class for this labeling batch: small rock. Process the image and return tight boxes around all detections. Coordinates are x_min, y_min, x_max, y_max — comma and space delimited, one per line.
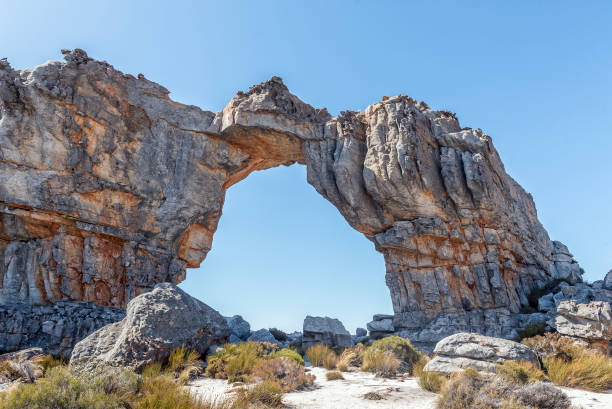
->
225, 315, 251, 340
248, 329, 277, 344
356, 327, 367, 337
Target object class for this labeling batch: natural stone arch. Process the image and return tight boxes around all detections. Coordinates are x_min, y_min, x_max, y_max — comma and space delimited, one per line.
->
0, 50, 583, 348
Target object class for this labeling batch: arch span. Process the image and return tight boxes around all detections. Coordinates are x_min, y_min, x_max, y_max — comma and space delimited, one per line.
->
0, 49, 583, 347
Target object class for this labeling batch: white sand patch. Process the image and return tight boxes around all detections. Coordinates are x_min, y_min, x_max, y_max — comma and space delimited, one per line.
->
187, 367, 612, 409
563, 387, 612, 409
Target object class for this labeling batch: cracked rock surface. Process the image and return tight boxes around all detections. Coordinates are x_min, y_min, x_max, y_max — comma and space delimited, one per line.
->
0, 49, 587, 348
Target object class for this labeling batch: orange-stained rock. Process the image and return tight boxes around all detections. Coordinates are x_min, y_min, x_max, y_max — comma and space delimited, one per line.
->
0, 50, 585, 347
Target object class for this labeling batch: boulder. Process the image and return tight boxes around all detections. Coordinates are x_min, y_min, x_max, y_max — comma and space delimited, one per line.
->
302, 316, 353, 349
367, 318, 394, 333
225, 315, 251, 340
356, 328, 367, 337
70, 283, 230, 370
553, 300, 612, 340
604, 270, 612, 291
423, 333, 538, 375
248, 329, 277, 344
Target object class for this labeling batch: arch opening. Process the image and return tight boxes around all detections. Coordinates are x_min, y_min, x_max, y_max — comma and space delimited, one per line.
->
179, 164, 391, 333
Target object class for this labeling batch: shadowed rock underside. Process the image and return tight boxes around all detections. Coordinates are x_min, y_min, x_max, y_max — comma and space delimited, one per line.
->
0, 49, 584, 347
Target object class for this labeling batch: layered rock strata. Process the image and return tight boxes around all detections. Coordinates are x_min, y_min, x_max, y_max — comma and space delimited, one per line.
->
0, 49, 585, 347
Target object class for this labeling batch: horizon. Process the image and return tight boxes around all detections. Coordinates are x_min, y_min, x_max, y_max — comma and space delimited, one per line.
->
2, 0, 610, 333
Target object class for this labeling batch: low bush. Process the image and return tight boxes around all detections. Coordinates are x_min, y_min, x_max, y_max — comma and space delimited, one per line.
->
361, 348, 400, 377
248, 358, 314, 392
436, 368, 572, 409
513, 382, 571, 409
34, 354, 68, 373
365, 336, 421, 374
516, 322, 547, 340
0, 367, 126, 409
305, 344, 330, 367
413, 356, 445, 393
268, 328, 288, 342
268, 348, 304, 366
326, 371, 344, 380
496, 360, 545, 384
522, 333, 582, 362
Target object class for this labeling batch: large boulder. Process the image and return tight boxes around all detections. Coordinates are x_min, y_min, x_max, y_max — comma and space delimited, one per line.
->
70, 283, 230, 370
423, 333, 538, 375
302, 316, 353, 349
225, 315, 251, 340
553, 300, 612, 340
248, 329, 277, 344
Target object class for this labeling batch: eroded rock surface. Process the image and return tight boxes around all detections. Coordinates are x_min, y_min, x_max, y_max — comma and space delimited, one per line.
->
553, 300, 612, 340
70, 283, 229, 370
0, 49, 587, 348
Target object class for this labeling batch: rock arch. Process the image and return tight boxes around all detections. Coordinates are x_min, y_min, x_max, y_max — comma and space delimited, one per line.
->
0, 50, 583, 347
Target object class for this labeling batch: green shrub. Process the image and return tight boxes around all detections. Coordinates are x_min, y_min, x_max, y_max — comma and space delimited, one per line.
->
496, 361, 545, 384
268, 328, 288, 342
326, 370, 344, 380
268, 348, 304, 365
517, 323, 547, 340
206, 342, 264, 382
305, 344, 330, 367
168, 345, 201, 373
366, 336, 421, 374
0, 367, 125, 409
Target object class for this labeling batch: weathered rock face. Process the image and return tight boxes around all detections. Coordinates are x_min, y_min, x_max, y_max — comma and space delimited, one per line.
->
70, 283, 229, 370
553, 300, 612, 341
0, 301, 124, 356
0, 49, 585, 347
423, 333, 538, 374
302, 316, 353, 349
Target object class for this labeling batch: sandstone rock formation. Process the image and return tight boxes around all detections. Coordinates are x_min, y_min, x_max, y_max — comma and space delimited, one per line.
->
0, 49, 587, 349
423, 332, 538, 374
303, 316, 353, 349
0, 301, 124, 356
70, 283, 229, 370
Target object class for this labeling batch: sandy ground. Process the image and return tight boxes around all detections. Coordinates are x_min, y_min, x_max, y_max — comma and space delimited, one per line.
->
189, 367, 437, 409
189, 367, 612, 409
562, 387, 612, 409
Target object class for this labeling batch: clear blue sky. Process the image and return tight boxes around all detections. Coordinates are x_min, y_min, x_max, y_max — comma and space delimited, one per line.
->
2, 1, 611, 332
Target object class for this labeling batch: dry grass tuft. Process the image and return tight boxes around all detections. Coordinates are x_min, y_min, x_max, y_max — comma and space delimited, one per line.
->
305, 344, 330, 367
496, 360, 545, 384
361, 349, 400, 377
326, 370, 344, 380
545, 351, 612, 392
413, 355, 446, 393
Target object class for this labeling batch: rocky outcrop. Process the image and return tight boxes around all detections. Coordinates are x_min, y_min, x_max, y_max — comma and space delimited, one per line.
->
225, 315, 251, 341
0, 49, 588, 349
367, 314, 395, 339
248, 328, 277, 344
302, 316, 353, 349
553, 300, 612, 341
604, 270, 612, 291
423, 333, 538, 374
70, 283, 229, 370
0, 301, 124, 356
